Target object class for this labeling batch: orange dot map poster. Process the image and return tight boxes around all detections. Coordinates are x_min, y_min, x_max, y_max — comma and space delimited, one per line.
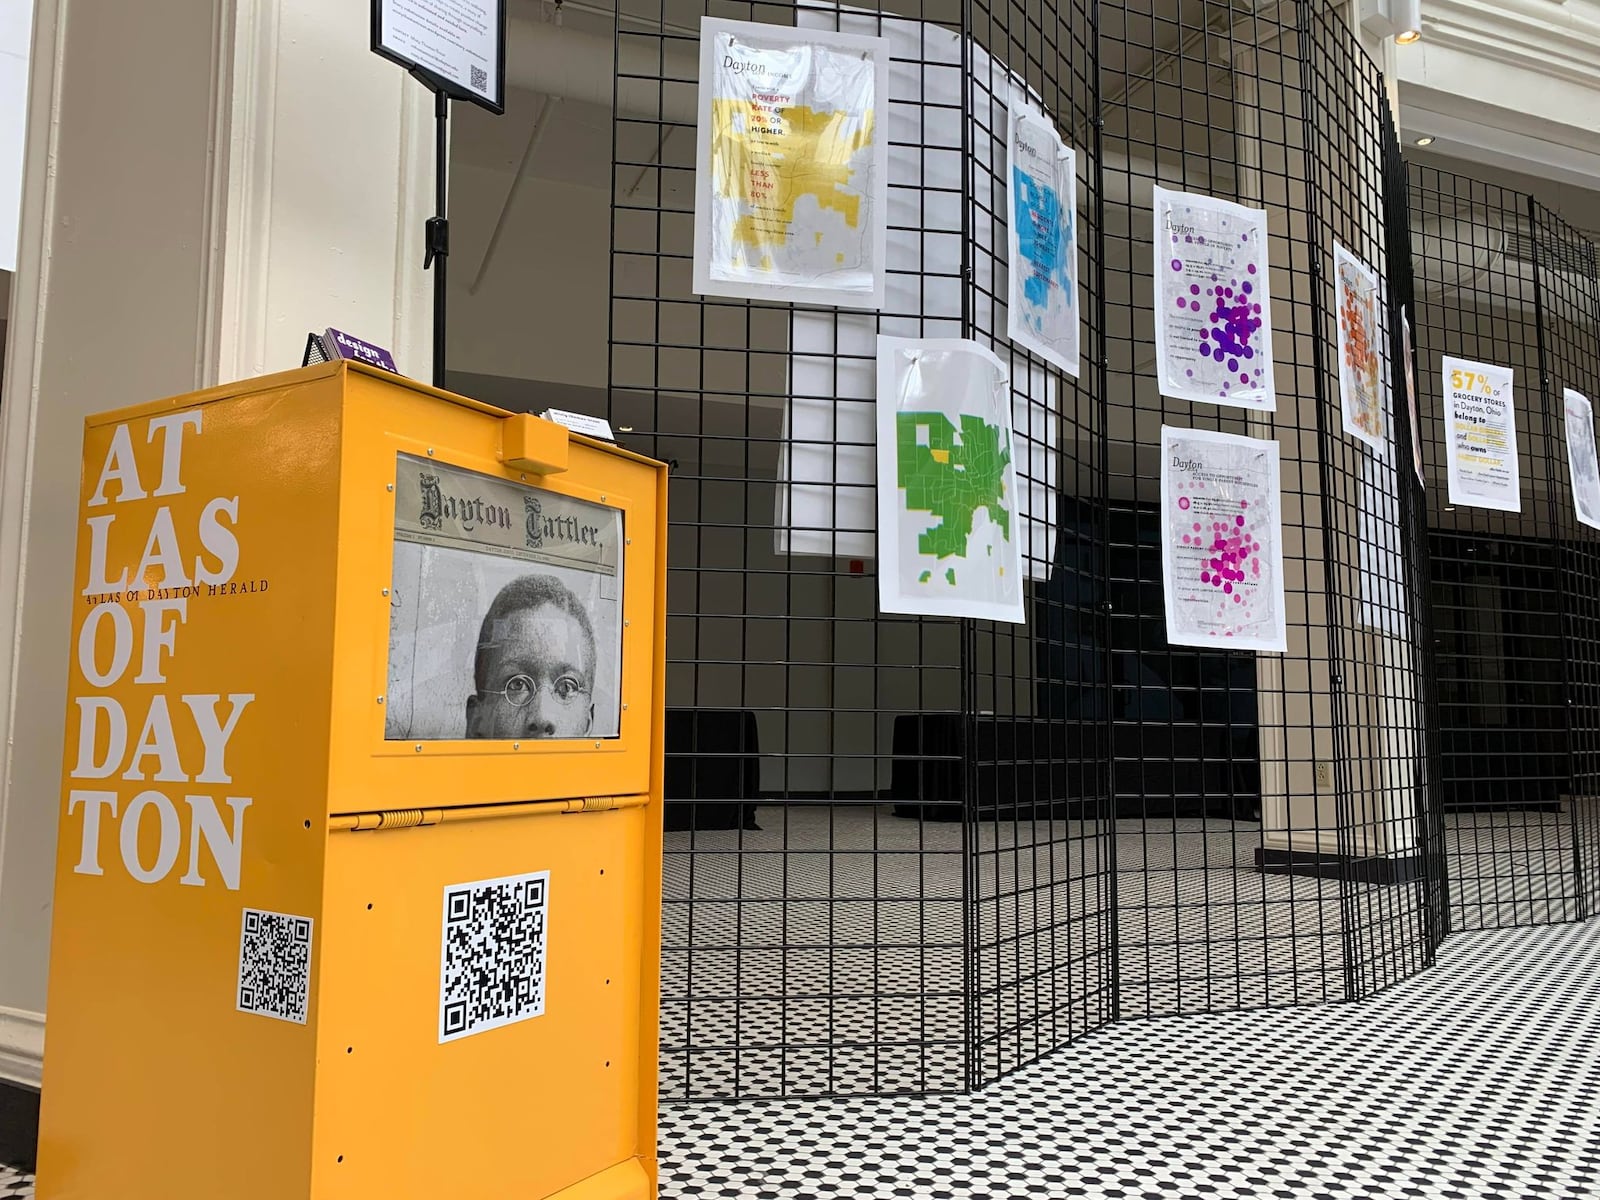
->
1333, 241, 1385, 453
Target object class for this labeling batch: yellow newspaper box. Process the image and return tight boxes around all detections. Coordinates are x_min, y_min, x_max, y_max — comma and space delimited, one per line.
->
37, 362, 667, 1200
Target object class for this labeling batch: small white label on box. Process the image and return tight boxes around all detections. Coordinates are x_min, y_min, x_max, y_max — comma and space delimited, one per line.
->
542, 409, 616, 442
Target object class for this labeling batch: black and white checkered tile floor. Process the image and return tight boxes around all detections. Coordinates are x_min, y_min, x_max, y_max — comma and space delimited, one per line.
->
656, 920, 1600, 1199
3, 921, 1596, 1197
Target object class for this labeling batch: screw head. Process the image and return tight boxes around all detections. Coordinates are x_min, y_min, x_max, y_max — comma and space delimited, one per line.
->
426, 448, 435, 456
513, 741, 521, 750
377, 696, 385, 705
381, 588, 390, 597
386, 483, 394, 492
415, 744, 423, 753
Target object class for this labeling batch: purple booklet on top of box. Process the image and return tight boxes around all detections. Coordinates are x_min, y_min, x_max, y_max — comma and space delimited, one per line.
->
322, 327, 399, 374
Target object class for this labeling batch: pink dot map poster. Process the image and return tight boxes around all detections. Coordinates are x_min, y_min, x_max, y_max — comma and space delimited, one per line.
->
1151, 186, 1277, 411
1160, 425, 1287, 653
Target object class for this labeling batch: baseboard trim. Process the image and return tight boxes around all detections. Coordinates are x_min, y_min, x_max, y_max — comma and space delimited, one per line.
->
0, 1008, 42, 1092
1255, 846, 1424, 884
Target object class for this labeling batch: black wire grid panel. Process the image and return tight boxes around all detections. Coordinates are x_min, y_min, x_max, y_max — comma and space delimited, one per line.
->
607, 0, 1460, 1105
1406, 163, 1600, 931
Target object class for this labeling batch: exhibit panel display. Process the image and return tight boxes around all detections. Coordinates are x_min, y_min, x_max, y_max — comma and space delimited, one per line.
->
603, 0, 1575, 1104
37, 363, 668, 1200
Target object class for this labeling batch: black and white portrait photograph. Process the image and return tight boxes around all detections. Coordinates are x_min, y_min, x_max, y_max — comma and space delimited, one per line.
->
384, 455, 624, 741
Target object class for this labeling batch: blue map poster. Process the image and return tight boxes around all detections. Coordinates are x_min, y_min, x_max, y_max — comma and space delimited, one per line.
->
1006, 103, 1080, 378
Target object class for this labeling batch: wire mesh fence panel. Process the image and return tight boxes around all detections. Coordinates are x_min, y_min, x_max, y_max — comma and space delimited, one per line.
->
1301, 0, 1437, 1000
612, 0, 974, 1100
1407, 164, 1585, 929
959, 0, 1117, 1090
1379, 109, 1449, 955
605, 0, 1539, 1105
1096, 0, 1409, 1020
1530, 199, 1600, 922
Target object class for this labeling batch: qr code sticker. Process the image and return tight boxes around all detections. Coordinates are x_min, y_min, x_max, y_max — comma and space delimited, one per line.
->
439, 870, 549, 1043
470, 64, 488, 92
237, 908, 313, 1024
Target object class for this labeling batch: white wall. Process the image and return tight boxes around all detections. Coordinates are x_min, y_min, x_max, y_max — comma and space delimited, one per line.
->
0, 0, 431, 1086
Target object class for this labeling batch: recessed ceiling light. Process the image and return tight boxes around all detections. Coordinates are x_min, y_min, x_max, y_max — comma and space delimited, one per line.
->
1415, 135, 1435, 147
1395, 29, 1421, 45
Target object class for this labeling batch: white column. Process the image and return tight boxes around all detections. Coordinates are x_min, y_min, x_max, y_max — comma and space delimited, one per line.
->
0, 0, 432, 1086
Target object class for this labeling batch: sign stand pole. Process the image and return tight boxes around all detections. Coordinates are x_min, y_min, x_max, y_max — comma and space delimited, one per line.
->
372, 3, 506, 388
424, 85, 450, 390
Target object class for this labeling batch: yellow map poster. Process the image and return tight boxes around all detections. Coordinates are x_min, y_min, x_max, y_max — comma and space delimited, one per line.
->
693, 17, 888, 309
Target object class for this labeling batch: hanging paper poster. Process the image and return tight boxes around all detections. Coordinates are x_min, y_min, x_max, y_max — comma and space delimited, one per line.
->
1401, 307, 1424, 484
693, 17, 889, 309
876, 337, 1025, 623
1442, 356, 1520, 513
1160, 426, 1286, 653
1564, 389, 1600, 532
1152, 187, 1276, 411
1333, 242, 1385, 451
1006, 102, 1080, 377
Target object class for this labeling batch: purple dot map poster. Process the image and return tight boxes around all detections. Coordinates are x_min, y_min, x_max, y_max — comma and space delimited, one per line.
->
1151, 187, 1277, 411
1160, 425, 1287, 653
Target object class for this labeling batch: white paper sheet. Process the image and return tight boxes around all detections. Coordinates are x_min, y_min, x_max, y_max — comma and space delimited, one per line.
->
1159, 425, 1287, 653
693, 17, 889, 309
1334, 241, 1385, 452
1564, 388, 1600, 532
1151, 188, 1277, 411
1401, 306, 1425, 484
876, 337, 1026, 623
1441, 356, 1520, 513
1006, 102, 1080, 378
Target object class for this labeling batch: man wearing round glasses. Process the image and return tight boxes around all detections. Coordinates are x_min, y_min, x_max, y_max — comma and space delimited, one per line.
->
465, 574, 597, 739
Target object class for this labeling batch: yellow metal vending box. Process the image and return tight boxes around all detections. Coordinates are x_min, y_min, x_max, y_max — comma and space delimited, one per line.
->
36, 362, 667, 1200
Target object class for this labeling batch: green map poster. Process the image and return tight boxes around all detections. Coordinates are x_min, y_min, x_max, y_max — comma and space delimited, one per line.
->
875, 337, 1026, 623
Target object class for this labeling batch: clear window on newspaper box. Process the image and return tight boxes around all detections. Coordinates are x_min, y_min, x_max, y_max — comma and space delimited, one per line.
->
385, 453, 624, 741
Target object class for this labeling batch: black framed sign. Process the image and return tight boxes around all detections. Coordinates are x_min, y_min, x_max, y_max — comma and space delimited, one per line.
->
372, 0, 507, 114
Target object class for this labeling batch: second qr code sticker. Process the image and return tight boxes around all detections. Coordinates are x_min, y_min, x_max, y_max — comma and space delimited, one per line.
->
439, 869, 550, 1043
237, 907, 313, 1025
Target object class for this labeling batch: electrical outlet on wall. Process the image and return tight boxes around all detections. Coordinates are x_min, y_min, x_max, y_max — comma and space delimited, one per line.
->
1314, 761, 1333, 790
